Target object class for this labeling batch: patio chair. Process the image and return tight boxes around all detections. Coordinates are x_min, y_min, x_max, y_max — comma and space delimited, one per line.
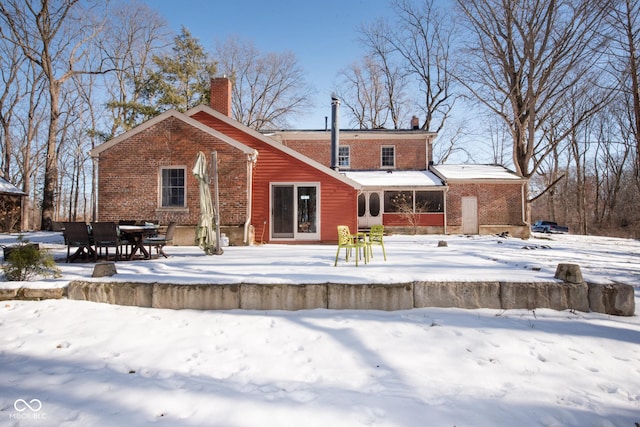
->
366, 224, 387, 261
334, 225, 368, 266
144, 221, 176, 258
62, 222, 94, 263
91, 222, 125, 261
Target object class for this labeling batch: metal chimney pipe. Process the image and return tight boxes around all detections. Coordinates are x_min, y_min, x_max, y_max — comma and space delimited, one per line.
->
330, 96, 340, 171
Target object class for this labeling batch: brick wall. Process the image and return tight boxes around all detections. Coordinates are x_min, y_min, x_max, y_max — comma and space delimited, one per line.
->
446, 182, 524, 226
277, 133, 430, 170
96, 116, 249, 227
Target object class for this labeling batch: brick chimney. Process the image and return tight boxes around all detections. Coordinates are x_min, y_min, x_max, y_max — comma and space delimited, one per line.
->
210, 77, 231, 116
411, 115, 420, 129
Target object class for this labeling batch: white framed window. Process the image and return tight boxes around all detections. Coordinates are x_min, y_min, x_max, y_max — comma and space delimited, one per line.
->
381, 146, 395, 168
160, 167, 186, 207
338, 145, 350, 168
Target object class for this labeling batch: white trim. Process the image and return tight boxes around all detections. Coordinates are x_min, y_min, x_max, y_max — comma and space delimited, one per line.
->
381, 145, 396, 169
158, 166, 187, 208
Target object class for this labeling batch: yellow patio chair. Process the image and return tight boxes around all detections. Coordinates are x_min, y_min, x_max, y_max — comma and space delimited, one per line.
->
367, 224, 387, 261
334, 225, 368, 266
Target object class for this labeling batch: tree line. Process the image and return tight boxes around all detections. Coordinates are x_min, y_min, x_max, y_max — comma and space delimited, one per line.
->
0, 0, 638, 237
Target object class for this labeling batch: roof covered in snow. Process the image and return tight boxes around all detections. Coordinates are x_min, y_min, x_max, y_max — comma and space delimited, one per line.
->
0, 177, 26, 195
342, 170, 444, 188
431, 164, 524, 181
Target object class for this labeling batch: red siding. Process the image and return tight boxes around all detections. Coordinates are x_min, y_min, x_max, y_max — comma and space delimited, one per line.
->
383, 213, 445, 226
192, 112, 358, 243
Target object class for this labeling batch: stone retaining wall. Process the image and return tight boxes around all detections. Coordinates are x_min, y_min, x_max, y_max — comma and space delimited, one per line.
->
46, 280, 633, 316
2, 281, 634, 316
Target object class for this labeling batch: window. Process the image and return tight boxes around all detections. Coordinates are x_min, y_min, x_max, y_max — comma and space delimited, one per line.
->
161, 167, 186, 207
415, 191, 444, 212
384, 191, 412, 213
338, 146, 350, 168
381, 146, 395, 168
384, 190, 444, 213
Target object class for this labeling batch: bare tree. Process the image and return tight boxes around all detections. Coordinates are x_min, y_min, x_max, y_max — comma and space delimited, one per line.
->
356, 17, 410, 129
14, 58, 47, 230
456, 0, 609, 178
605, 0, 640, 178
0, 0, 111, 230
102, 1, 169, 137
216, 36, 313, 130
0, 38, 25, 181
455, 0, 610, 227
355, 0, 457, 132
336, 56, 394, 129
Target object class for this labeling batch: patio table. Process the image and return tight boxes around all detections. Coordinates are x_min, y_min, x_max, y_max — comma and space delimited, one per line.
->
118, 225, 159, 260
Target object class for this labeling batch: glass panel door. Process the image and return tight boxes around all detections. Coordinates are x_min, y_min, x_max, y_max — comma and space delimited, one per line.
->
272, 185, 294, 238
297, 186, 317, 234
272, 184, 320, 240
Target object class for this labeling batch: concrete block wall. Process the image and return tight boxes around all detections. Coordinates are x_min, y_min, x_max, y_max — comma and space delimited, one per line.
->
60, 280, 635, 316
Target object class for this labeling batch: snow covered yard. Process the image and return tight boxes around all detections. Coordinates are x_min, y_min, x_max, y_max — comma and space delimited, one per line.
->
0, 232, 639, 426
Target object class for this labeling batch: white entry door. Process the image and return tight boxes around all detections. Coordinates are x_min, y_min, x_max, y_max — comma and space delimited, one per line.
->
357, 191, 382, 228
461, 196, 479, 234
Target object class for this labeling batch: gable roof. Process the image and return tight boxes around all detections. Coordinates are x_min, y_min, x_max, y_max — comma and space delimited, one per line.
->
89, 109, 257, 157
185, 104, 362, 189
0, 177, 26, 196
431, 164, 526, 183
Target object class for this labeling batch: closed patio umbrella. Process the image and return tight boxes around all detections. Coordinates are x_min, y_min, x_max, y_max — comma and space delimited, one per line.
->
192, 151, 219, 255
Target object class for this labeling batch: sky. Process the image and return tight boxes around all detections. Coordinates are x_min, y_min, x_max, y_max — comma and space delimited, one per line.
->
138, 0, 417, 129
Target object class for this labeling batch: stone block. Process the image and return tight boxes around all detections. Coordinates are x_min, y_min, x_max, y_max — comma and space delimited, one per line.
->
67, 281, 153, 307
414, 281, 501, 309
240, 283, 327, 310
500, 281, 589, 312
328, 283, 413, 311
554, 263, 583, 284
152, 283, 240, 310
18, 288, 65, 300
92, 262, 117, 277
0, 288, 19, 301
588, 282, 635, 316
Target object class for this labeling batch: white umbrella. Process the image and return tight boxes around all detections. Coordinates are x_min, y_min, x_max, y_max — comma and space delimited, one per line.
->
192, 151, 217, 255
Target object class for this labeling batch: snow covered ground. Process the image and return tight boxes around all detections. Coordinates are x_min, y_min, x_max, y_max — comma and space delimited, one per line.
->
0, 232, 639, 426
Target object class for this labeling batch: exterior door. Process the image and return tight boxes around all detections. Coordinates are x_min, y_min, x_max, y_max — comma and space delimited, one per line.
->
357, 191, 382, 228
271, 184, 319, 240
461, 196, 479, 234
272, 185, 294, 238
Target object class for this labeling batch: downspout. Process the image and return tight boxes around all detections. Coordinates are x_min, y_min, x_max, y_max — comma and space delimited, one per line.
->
443, 186, 449, 234
244, 151, 258, 244
92, 156, 99, 222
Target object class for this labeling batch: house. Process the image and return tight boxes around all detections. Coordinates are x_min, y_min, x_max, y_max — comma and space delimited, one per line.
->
90, 77, 528, 245
0, 176, 26, 233
90, 78, 361, 245
268, 127, 528, 238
